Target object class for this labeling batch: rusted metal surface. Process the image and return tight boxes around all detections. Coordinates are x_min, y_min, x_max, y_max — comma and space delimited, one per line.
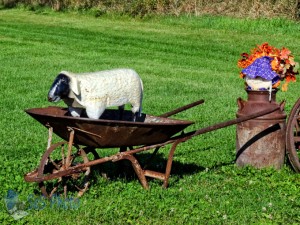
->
25, 106, 194, 148
286, 98, 300, 172
236, 89, 286, 169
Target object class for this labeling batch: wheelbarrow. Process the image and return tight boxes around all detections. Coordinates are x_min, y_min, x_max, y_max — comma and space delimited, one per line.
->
24, 99, 280, 198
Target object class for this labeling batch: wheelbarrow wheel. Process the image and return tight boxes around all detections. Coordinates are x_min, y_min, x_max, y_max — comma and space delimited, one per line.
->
286, 98, 300, 172
37, 141, 91, 198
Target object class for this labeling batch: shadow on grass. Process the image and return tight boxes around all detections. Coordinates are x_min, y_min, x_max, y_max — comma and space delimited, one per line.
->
90, 151, 233, 185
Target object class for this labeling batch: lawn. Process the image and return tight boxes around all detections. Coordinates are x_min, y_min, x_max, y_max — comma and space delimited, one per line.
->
0, 8, 300, 224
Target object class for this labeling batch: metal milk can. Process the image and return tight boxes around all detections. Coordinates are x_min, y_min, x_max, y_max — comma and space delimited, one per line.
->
236, 89, 286, 169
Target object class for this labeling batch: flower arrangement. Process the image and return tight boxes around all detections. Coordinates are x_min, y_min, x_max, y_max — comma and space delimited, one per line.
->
238, 42, 299, 91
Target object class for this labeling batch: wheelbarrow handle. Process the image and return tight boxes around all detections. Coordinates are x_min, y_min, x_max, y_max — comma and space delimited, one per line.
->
159, 99, 205, 118
186, 105, 281, 138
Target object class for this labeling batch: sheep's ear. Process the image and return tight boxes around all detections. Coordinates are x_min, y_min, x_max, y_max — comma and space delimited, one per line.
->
62, 71, 80, 96
69, 76, 80, 96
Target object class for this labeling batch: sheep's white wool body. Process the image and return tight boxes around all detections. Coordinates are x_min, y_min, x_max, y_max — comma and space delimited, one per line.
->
61, 69, 143, 119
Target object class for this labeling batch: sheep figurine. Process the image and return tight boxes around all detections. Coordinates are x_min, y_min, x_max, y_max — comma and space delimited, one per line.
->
48, 68, 143, 121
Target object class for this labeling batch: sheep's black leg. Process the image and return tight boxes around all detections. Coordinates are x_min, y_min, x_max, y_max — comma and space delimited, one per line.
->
118, 105, 125, 120
132, 112, 139, 122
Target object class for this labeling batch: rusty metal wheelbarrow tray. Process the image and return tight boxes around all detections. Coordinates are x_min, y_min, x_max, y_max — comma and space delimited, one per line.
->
25, 106, 194, 148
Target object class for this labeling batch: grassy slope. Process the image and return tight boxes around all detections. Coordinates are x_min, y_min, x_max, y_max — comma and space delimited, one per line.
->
0, 9, 300, 224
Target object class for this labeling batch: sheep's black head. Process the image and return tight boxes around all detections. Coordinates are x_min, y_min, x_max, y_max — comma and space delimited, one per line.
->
48, 73, 70, 102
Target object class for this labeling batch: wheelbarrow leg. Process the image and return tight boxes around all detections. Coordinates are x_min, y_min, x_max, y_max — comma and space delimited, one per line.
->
141, 140, 183, 188
116, 154, 149, 189
163, 140, 181, 188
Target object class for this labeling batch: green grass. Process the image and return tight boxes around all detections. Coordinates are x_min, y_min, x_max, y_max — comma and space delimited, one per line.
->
0, 8, 300, 224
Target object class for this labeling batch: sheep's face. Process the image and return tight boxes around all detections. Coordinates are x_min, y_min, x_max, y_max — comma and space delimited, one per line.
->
48, 74, 70, 102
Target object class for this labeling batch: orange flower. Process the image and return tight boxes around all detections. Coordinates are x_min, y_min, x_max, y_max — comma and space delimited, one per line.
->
271, 57, 280, 71
280, 47, 291, 59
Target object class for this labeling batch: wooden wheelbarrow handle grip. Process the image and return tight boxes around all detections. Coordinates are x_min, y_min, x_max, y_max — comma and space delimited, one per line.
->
159, 99, 205, 118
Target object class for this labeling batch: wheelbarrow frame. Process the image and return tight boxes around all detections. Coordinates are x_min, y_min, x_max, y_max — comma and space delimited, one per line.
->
24, 99, 280, 197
